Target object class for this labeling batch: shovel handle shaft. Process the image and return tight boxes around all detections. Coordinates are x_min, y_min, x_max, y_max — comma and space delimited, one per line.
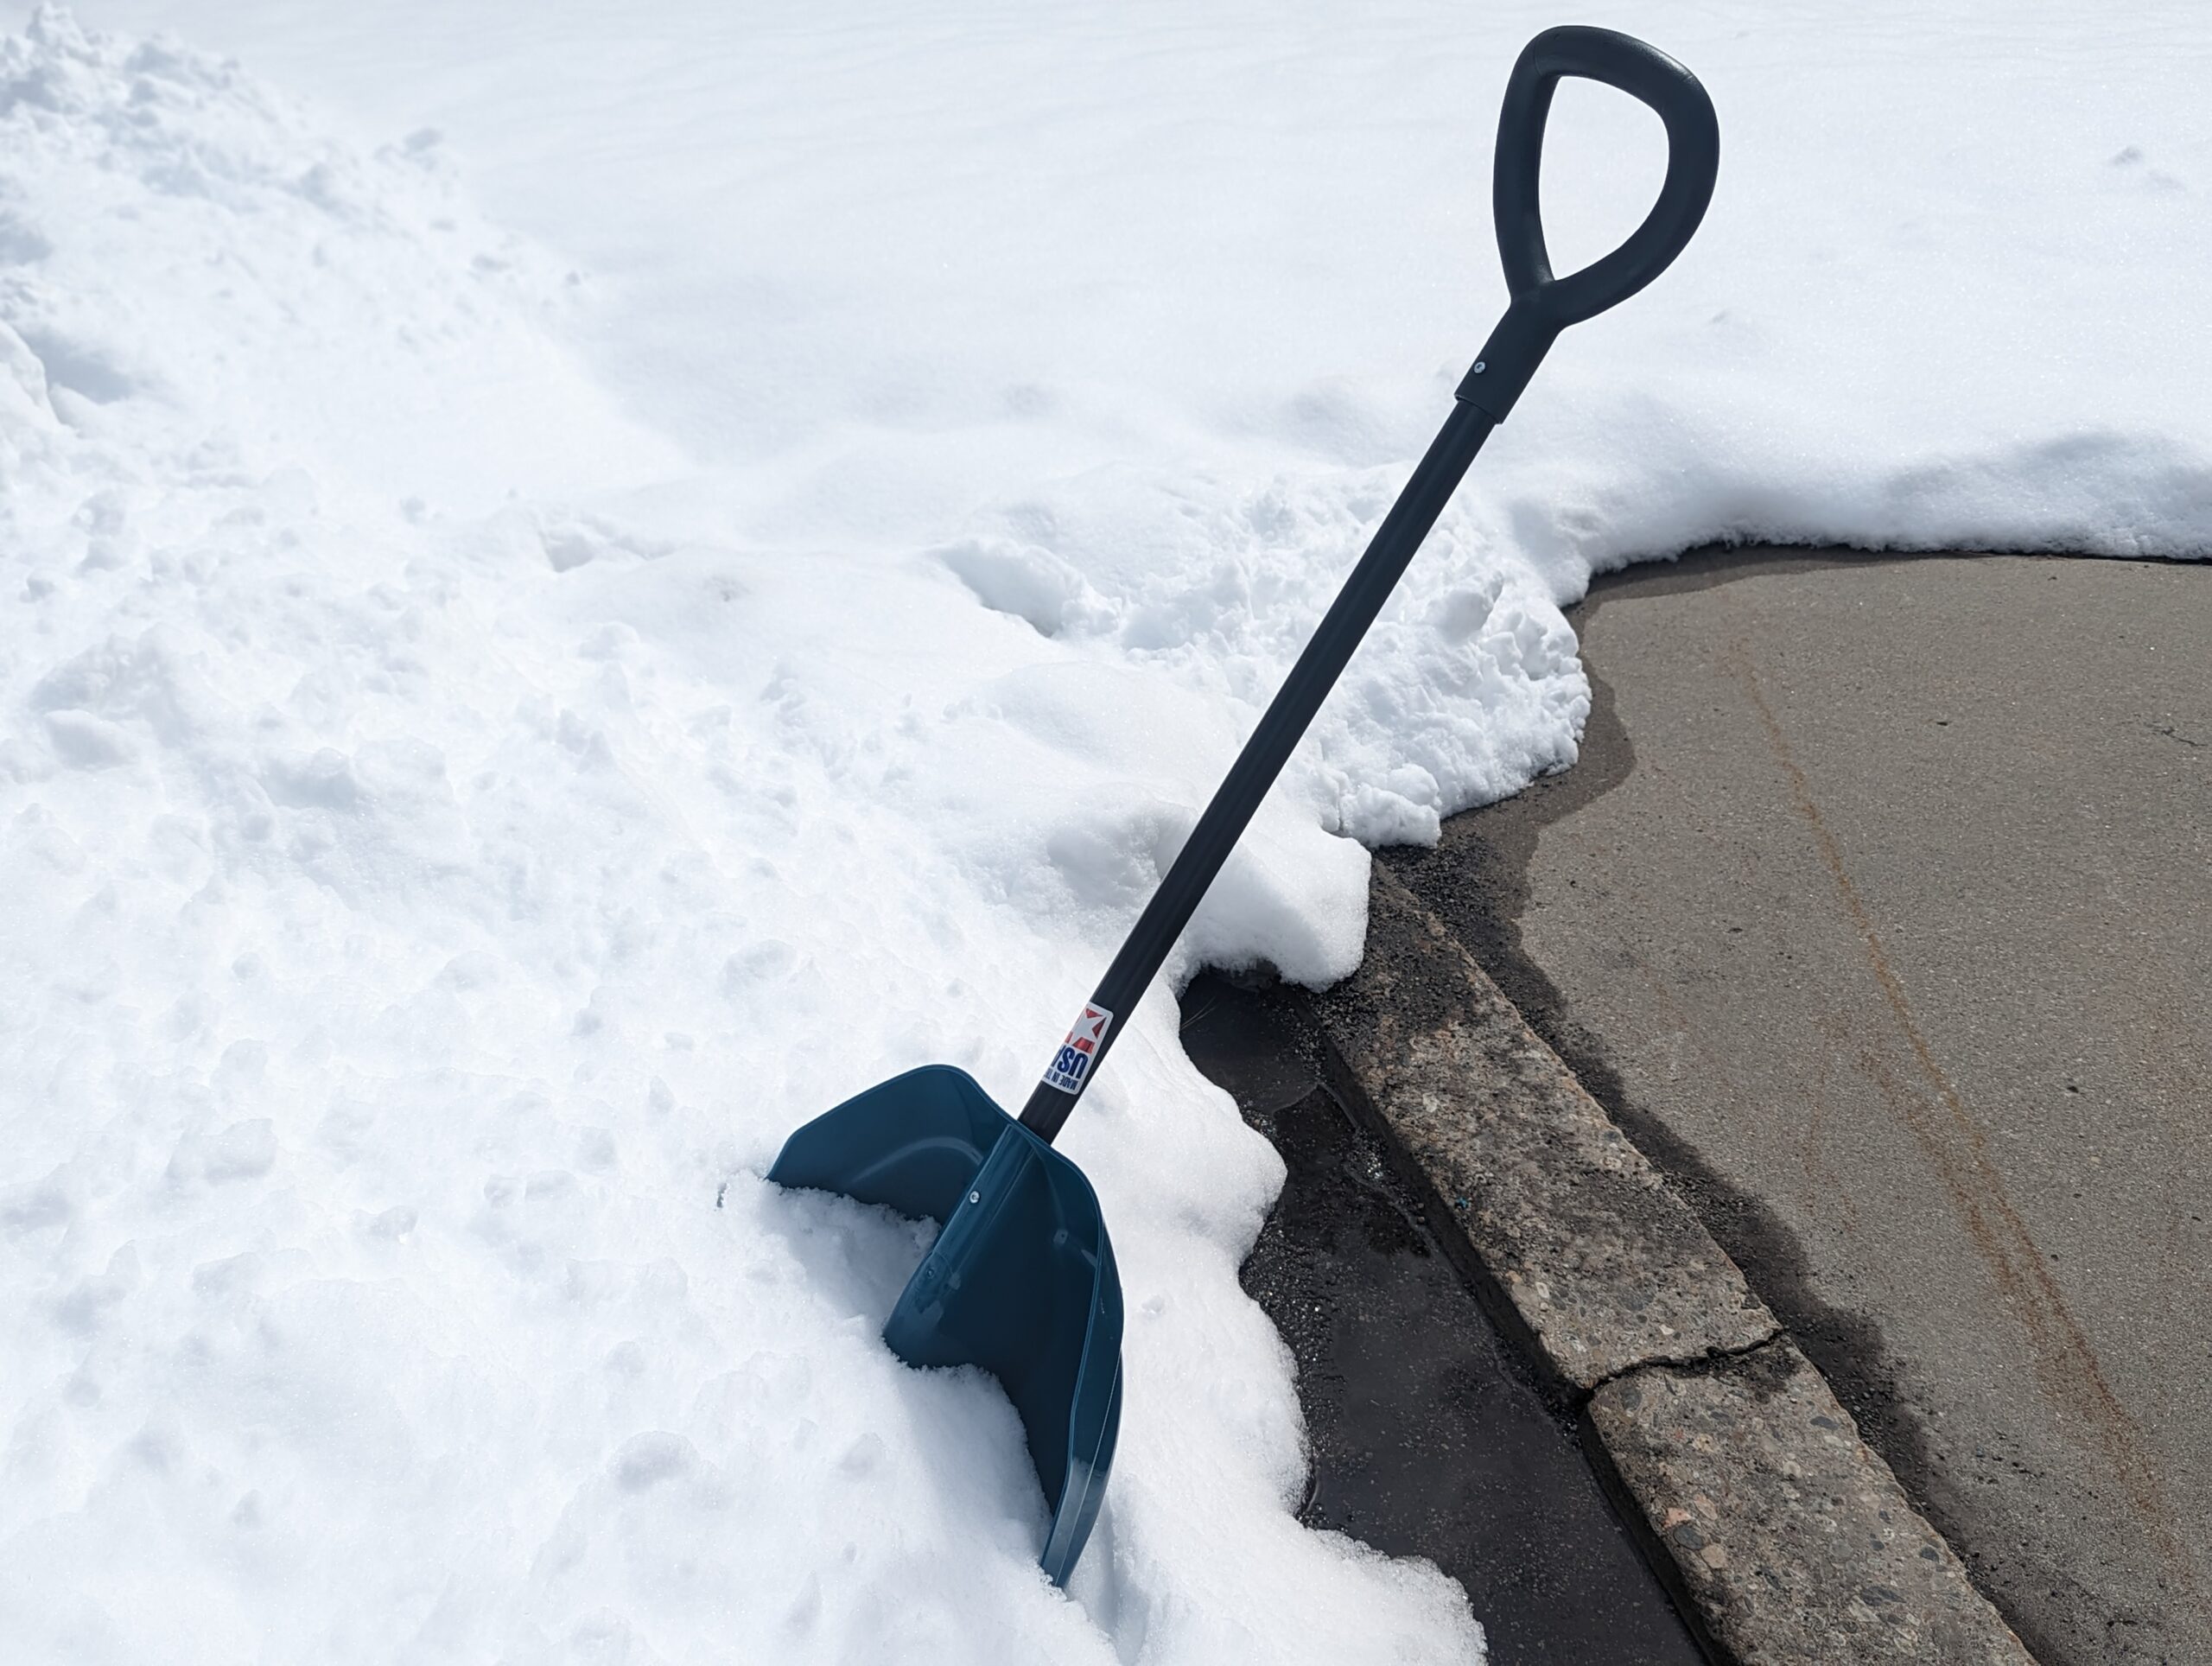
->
1018, 399, 1494, 1141
1018, 26, 1718, 1144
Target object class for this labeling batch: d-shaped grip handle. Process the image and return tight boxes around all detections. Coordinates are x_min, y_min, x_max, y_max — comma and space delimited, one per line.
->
1458, 26, 1719, 423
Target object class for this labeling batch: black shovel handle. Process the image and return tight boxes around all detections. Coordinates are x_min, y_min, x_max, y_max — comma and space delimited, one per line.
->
1459, 26, 1720, 422
1019, 28, 1718, 1143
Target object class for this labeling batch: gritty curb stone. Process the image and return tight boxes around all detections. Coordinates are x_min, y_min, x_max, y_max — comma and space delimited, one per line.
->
1310, 866, 2037, 1663
1312, 866, 1777, 1389
1588, 1339, 2035, 1665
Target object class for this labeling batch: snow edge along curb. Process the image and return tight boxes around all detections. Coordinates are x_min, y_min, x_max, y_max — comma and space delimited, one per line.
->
1305, 867, 2037, 1666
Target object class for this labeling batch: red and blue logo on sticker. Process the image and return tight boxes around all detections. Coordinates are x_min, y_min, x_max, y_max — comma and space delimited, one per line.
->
1040, 1002, 1114, 1096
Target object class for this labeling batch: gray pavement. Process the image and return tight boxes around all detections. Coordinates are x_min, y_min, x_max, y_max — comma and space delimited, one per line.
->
1384, 550, 2212, 1666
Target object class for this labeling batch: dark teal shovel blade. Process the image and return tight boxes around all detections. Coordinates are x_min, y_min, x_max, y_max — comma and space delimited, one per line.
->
767, 1065, 1123, 1586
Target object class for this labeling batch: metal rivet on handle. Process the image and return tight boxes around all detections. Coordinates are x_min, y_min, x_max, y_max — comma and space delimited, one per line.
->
968, 1191, 981, 1205
1472, 361, 1487, 372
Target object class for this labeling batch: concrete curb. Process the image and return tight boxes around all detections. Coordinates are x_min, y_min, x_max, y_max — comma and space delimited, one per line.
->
1309, 868, 2035, 1665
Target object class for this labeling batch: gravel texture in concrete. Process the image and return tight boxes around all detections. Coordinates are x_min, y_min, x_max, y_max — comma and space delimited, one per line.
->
1386, 549, 2210, 1665
1591, 1339, 2032, 1666
1313, 869, 1777, 1391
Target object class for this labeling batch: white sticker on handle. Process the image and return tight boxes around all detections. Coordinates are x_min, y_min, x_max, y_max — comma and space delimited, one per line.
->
1040, 1002, 1115, 1096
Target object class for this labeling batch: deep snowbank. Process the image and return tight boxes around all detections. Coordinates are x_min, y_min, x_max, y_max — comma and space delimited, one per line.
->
0, 12, 1478, 1661
4, 3, 2207, 1662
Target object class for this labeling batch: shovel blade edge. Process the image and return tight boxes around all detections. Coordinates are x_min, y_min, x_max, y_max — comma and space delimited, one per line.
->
767, 1065, 1123, 1587
768, 1064, 1009, 1224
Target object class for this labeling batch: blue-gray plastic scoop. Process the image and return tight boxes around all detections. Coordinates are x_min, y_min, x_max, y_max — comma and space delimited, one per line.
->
766, 23, 1719, 1587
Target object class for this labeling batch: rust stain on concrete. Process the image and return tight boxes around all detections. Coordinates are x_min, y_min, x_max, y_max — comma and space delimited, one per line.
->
1724, 637, 2192, 1587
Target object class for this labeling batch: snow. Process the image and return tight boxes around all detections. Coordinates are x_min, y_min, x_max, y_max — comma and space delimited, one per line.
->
1, 1, 2204, 1661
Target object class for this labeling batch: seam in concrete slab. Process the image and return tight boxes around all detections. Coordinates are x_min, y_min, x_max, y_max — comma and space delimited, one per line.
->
1307, 865, 2037, 1665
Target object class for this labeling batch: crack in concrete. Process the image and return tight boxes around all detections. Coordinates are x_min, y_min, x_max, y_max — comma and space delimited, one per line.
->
1582, 1329, 1786, 1402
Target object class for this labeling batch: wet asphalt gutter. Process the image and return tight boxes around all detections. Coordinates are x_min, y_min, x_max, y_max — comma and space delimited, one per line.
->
1180, 975, 1702, 1665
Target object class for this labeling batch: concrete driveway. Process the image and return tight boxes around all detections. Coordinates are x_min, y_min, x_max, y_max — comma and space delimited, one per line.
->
1385, 550, 2210, 1666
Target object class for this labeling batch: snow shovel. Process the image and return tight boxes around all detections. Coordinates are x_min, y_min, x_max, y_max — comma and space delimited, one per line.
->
768, 23, 1719, 1587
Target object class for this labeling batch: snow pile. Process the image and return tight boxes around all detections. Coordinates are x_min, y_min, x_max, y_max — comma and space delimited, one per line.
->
0, 11, 1489, 1662
3, 1, 2208, 1661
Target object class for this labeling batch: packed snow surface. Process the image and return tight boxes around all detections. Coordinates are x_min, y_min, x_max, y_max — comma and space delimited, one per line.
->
3, 2, 2206, 1660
